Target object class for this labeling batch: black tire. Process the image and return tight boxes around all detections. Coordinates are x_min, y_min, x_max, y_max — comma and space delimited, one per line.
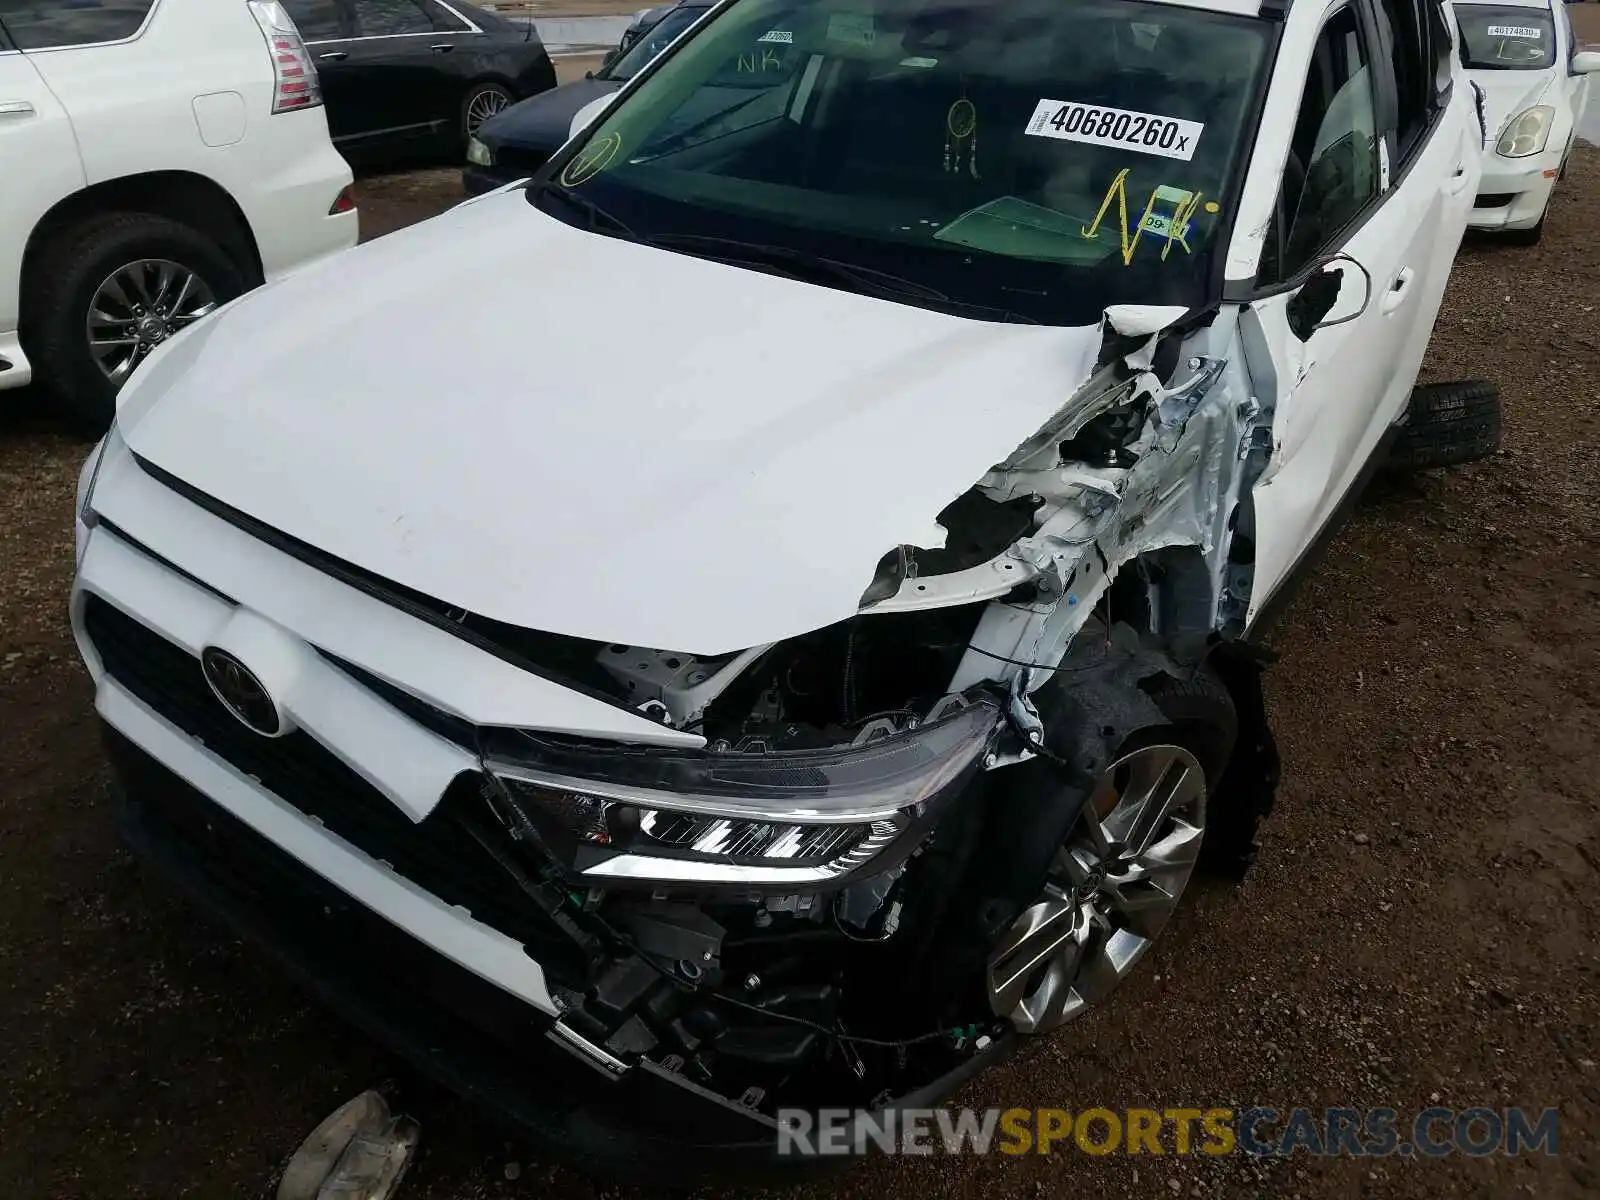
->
1385, 380, 1502, 472
460, 81, 515, 149
27, 213, 244, 434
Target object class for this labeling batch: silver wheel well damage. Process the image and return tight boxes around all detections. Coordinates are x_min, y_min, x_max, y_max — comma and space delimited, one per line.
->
865, 303, 1280, 699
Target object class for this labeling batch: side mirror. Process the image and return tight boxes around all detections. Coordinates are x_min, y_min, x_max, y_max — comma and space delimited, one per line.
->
1285, 255, 1372, 342
601, 47, 621, 68
1572, 50, 1600, 76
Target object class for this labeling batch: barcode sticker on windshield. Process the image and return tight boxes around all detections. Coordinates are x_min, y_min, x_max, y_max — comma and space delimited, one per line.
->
758, 29, 792, 43
1025, 99, 1204, 162
1486, 25, 1541, 37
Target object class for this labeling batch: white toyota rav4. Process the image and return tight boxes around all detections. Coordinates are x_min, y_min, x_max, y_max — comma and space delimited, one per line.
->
0, 0, 355, 428
72, 0, 1488, 1177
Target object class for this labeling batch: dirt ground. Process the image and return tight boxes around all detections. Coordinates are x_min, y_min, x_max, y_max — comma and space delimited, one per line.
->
4, 56, 1600, 1200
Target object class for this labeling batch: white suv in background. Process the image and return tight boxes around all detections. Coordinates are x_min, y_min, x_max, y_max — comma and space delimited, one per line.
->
0, 0, 357, 429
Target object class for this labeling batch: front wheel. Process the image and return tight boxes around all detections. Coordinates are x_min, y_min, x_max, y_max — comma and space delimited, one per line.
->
985, 670, 1236, 1034
28, 213, 244, 433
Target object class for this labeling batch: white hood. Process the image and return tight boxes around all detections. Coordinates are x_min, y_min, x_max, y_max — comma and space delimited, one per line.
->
1467, 68, 1557, 144
118, 191, 1103, 655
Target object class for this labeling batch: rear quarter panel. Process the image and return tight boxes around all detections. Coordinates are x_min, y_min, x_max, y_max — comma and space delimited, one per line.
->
23, 0, 353, 280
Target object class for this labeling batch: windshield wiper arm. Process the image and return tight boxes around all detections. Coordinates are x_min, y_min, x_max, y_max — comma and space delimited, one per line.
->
537, 181, 637, 240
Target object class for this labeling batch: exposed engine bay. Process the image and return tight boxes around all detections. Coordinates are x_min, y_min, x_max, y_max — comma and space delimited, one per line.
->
451, 308, 1285, 1125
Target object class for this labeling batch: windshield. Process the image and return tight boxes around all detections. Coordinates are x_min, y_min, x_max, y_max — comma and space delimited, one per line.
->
1454, 5, 1556, 69
604, 6, 709, 82
536, 0, 1272, 325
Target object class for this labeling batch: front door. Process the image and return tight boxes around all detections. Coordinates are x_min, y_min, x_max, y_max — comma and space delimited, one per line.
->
1238, 0, 1473, 626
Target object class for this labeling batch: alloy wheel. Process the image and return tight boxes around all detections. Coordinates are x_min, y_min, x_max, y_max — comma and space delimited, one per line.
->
986, 743, 1207, 1034
86, 259, 217, 385
466, 87, 510, 136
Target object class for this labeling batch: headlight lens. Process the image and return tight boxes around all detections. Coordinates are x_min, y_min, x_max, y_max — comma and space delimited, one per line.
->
485, 698, 999, 885
466, 136, 494, 167
1497, 106, 1554, 158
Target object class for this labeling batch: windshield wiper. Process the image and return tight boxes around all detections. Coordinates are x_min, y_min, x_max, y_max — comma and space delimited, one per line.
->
537, 181, 637, 240
647, 234, 1037, 322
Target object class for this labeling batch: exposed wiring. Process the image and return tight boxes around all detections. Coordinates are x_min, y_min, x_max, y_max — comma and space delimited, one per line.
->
705, 988, 959, 1048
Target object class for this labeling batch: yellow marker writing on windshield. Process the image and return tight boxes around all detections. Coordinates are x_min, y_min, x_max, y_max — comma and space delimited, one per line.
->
1082, 170, 1212, 264
1082, 169, 1161, 265
1159, 189, 1205, 260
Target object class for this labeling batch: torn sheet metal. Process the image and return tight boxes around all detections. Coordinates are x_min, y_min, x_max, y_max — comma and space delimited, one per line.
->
868, 308, 1260, 696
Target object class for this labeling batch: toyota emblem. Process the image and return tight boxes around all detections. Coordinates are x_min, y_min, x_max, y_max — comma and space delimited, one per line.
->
200, 647, 282, 736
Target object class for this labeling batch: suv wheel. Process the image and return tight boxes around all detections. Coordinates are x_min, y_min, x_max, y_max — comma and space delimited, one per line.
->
985, 669, 1236, 1034
29, 213, 244, 433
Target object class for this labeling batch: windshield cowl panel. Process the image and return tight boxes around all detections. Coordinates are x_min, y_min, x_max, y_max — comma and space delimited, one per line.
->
1454, 5, 1557, 71
534, 0, 1273, 327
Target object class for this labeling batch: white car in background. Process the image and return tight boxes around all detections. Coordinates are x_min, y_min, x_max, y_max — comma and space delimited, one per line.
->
1454, 0, 1599, 242
0, 0, 357, 429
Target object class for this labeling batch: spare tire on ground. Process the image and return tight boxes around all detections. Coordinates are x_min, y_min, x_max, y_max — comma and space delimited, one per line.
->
1385, 380, 1502, 472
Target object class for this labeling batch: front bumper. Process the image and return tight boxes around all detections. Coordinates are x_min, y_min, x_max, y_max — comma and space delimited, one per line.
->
1468, 148, 1562, 231
74, 449, 1016, 1176
106, 727, 797, 1179
107, 725, 1015, 1180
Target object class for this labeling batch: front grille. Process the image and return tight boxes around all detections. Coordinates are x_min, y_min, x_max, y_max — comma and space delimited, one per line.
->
1474, 192, 1515, 209
84, 594, 587, 984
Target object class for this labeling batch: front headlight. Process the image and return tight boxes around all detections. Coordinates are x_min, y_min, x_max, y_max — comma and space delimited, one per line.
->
1496, 106, 1555, 158
483, 698, 999, 886
466, 136, 495, 167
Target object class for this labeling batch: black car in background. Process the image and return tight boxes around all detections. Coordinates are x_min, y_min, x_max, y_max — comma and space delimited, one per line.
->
283, 0, 557, 163
463, 2, 709, 194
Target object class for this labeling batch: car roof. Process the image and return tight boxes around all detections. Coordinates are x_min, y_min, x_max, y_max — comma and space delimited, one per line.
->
1452, 0, 1551, 9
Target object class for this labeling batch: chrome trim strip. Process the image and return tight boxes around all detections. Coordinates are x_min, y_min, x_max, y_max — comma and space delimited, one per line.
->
304, 2, 484, 49
433, 0, 484, 35
548, 1019, 629, 1077
2, 0, 162, 55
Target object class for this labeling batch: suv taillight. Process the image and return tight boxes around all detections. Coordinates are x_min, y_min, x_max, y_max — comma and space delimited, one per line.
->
247, 1, 323, 114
